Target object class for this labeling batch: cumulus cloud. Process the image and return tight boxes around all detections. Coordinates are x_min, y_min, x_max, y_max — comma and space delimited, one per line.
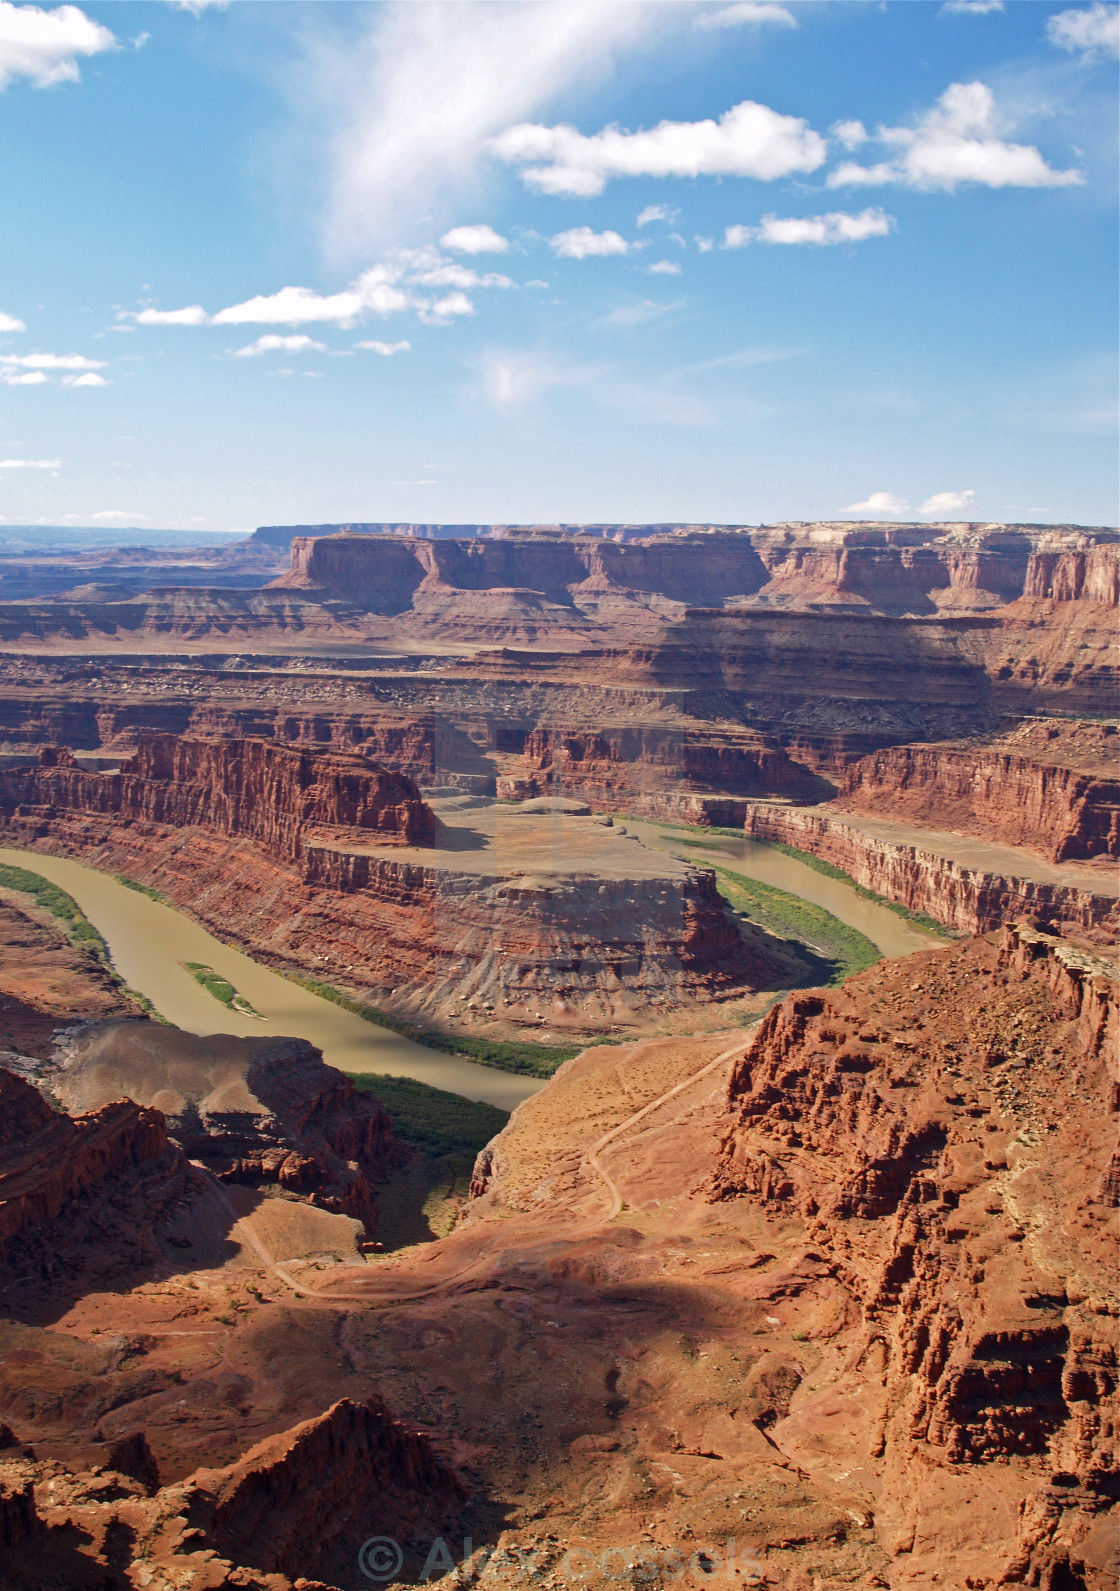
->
550, 227, 631, 258
212, 284, 368, 327
695, 3, 797, 28
128, 305, 209, 326
62, 371, 108, 386
0, 456, 60, 468
492, 99, 827, 197
649, 260, 682, 274
0, 0, 115, 90
831, 119, 867, 151
723, 207, 893, 247
0, 368, 46, 385
356, 339, 410, 355
1047, 3, 1119, 58
0, 311, 24, 332
921, 489, 976, 514
439, 224, 509, 254
844, 492, 911, 515
828, 81, 1084, 190
232, 334, 326, 357
317, 3, 656, 258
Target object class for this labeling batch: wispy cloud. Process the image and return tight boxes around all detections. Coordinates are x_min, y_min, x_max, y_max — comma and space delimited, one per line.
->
0, 457, 60, 469
940, 0, 1003, 13
600, 299, 684, 328
828, 81, 1083, 190
311, 3, 657, 259
492, 99, 826, 197
232, 334, 326, 358
475, 348, 596, 410
636, 204, 680, 227
695, 3, 797, 29
356, 339, 411, 356
648, 260, 682, 274
127, 305, 209, 327
0, 0, 116, 91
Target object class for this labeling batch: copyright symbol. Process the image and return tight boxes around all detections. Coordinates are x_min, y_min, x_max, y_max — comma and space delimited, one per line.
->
359, 1536, 404, 1582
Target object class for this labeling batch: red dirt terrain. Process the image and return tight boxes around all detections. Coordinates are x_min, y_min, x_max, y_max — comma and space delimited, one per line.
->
0, 920, 1113, 1590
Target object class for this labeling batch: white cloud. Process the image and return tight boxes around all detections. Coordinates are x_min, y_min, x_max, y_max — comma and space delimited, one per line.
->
356, 339, 411, 355
128, 305, 208, 326
421, 290, 474, 324
212, 284, 367, 327
0, 368, 46, 385
0, 456, 60, 468
921, 489, 976, 514
232, 334, 326, 358
0, 0, 115, 91
91, 509, 150, 521
940, 0, 1003, 13
844, 492, 911, 515
695, 3, 797, 28
0, 311, 24, 332
636, 204, 679, 227
723, 207, 893, 246
0, 351, 104, 369
61, 371, 108, 386
407, 262, 514, 289
550, 227, 631, 258
600, 299, 682, 328
828, 81, 1084, 190
318, 3, 656, 258
831, 119, 867, 150
476, 348, 594, 410
168, 0, 229, 12
440, 224, 509, 254
649, 260, 682, 274
1047, 3, 1119, 58
492, 98, 827, 198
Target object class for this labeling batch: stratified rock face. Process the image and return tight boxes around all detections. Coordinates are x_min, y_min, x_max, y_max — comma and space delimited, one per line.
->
0, 731, 436, 855
710, 922, 1118, 1588
836, 721, 1120, 864
0, 1067, 192, 1291
496, 723, 831, 818
743, 801, 1119, 941
0, 1396, 463, 1590
52, 1024, 397, 1231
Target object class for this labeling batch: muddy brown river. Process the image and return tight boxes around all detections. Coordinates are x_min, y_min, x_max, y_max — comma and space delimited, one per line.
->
0, 827, 940, 1109
0, 847, 542, 1111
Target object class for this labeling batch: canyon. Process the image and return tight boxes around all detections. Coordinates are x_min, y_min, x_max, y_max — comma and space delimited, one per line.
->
0, 519, 1113, 1591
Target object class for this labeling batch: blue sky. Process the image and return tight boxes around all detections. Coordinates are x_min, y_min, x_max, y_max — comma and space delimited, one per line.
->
0, 0, 1115, 532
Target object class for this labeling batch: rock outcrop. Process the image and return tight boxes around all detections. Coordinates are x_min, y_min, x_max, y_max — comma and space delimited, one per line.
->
495, 723, 831, 819
0, 1067, 193, 1294
51, 1023, 398, 1230
743, 800, 1119, 941
0, 733, 435, 857
0, 1396, 463, 1590
835, 721, 1120, 864
710, 922, 1118, 1589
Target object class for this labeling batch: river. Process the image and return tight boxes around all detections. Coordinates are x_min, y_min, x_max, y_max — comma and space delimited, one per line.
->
0, 847, 542, 1112
621, 820, 943, 958
0, 828, 939, 1110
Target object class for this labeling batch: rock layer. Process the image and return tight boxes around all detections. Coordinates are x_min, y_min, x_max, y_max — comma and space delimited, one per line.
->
743, 801, 1119, 941
836, 721, 1120, 864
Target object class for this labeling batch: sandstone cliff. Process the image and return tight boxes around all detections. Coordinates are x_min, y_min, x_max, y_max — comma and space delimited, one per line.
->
743, 801, 1119, 941
836, 723, 1119, 864
0, 1396, 463, 1590
52, 1023, 398, 1231
710, 922, 1118, 1589
0, 1067, 194, 1294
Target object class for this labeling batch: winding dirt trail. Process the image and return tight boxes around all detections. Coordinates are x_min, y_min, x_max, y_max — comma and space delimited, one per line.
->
205, 1031, 753, 1309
